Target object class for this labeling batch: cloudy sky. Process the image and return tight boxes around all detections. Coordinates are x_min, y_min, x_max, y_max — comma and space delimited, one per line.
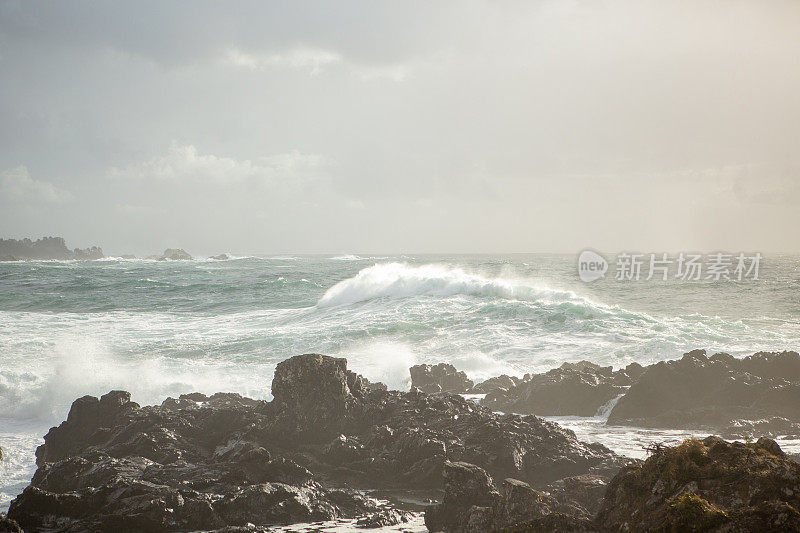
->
1, 1, 799, 255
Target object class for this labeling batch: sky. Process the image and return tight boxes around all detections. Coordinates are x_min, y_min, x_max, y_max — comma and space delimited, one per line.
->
1, 0, 799, 255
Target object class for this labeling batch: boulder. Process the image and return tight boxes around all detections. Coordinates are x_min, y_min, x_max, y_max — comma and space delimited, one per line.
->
595, 436, 800, 531
270, 354, 370, 441
409, 363, 473, 394
607, 350, 800, 432
469, 374, 519, 394
424, 461, 500, 532
355, 508, 412, 528
482, 360, 632, 417
209, 254, 230, 260
425, 461, 593, 532
549, 474, 609, 517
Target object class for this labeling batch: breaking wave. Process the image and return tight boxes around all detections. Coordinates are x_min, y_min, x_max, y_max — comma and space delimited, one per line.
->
317, 262, 607, 310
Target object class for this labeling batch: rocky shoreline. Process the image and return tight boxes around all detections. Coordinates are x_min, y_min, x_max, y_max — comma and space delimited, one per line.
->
412, 349, 800, 439
5, 350, 800, 531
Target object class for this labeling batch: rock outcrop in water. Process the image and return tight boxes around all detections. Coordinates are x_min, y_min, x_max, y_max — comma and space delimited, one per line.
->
8, 354, 628, 531
0, 237, 103, 261
481, 361, 644, 417
607, 350, 800, 436
469, 374, 520, 394
410, 363, 474, 394
151, 248, 193, 261
595, 436, 800, 531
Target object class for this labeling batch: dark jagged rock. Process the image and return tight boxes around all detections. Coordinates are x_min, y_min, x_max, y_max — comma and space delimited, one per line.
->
268, 356, 628, 489
595, 436, 800, 532
209, 253, 230, 260
607, 350, 800, 433
424, 461, 500, 532
361, 375, 388, 392
157, 248, 193, 261
469, 374, 520, 394
0, 513, 22, 533
424, 461, 593, 532
8, 354, 629, 531
482, 360, 637, 417
10, 388, 379, 531
548, 474, 609, 517
0, 236, 103, 260
410, 363, 474, 394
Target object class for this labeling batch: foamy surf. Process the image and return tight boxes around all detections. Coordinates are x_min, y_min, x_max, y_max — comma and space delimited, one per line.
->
316, 262, 607, 310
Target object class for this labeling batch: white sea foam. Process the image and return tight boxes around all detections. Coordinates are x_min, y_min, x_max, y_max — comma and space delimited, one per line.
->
595, 393, 626, 419
316, 262, 604, 309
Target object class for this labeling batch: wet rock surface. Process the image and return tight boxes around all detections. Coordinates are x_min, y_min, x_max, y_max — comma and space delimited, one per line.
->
607, 350, 800, 434
595, 436, 800, 532
481, 361, 642, 417
468, 374, 520, 394
410, 363, 474, 394
429, 438, 800, 532
8, 354, 628, 531
424, 461, 594, 532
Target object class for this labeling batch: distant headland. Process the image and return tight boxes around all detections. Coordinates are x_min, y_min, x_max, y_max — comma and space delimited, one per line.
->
0, 237, 225, 261
0, 237, 103, 261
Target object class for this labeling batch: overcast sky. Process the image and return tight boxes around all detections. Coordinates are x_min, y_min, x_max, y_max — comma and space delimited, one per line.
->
1, 1, 799, 255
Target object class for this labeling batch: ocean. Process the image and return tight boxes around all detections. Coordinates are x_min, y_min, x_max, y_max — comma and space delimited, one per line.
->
2, 253, 800, 512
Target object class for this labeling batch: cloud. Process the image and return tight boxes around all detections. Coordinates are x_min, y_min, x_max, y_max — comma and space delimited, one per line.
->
0, 166, 72, 204
223, 46, 412, 81
224, 46, 342, 76
109, 143, 327, 186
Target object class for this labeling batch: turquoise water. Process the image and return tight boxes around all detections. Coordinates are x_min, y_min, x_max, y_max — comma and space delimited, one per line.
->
1, 253, 799, 508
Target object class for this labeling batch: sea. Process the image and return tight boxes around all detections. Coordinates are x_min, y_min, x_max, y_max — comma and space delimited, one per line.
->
2, 253, 800, 524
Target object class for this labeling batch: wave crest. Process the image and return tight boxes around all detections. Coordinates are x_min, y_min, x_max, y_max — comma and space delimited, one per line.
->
316, 262, 604, 309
